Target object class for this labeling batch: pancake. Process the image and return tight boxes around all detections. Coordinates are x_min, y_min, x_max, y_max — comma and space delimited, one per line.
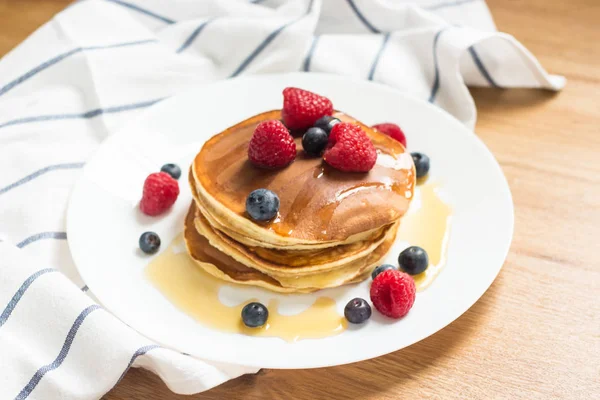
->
183, 201, 307, 293
184, 109, 414, 292
191, 110, 415, 249
194, 182, 392, 251
193, 204, 398, 279
184, 201, 398, 291
189, 169, 393, 267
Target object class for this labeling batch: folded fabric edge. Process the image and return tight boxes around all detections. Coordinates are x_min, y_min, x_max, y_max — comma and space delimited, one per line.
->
0, 242, 259, 398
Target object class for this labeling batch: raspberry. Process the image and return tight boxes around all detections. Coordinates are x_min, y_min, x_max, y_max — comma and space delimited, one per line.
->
323, 122, 377, 172
248, 120, 296, 168
282, 87, 333, 130
140, 172, 180, 216
370, 269, 416, 319
372, 123, 407, 147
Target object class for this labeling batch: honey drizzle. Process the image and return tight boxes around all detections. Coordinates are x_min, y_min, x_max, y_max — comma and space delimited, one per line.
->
267, 166, 322, 237
273, 165, 411, 239
146, 237, 347, 342
146, 183, 452, 341
397, 183, 453, 291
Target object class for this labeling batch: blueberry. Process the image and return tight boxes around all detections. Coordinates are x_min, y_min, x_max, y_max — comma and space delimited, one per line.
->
160, 163, 182, 180
371, 264, 396, 280
344, 298, 372, 324
302, 127, 329, 156
314, 116, 341, 135
411, 152, 430, 179
398, 246, 429, 275
246, 189, 280, 221
241, 302, 269, 328
139, 232, 161, 254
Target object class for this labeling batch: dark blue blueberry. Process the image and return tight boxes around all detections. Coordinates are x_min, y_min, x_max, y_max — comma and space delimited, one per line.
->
371, 264, 396, 280
344, 298, 372, 324
314, 116, 341, 135
241, 302, 269, 328
139, 232, 161, 254
302, 127, 329, 156
160, 163, 182, 180
399, 246, 429, 275
246, 189, 280, 221
411, 152, 430, 179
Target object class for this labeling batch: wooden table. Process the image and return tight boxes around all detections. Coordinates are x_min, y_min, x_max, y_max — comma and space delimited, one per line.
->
2, 0, 598, 398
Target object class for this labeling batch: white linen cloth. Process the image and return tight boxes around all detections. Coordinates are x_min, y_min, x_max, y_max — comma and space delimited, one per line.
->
0, 0, 563, 398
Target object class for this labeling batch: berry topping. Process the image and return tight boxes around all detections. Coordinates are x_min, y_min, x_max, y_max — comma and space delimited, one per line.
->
246, 189, 280, 221
344, 298, 372, 324
370, 269, 416, 319
160, 163, 182, 180
282, 87, 333, 130
139, 172, 180, 216
302, 127, 328, 156
248, 120, 296, 168
323, 123, 377, 172
314, 115, 341, 135
139, 231, 161, 254
399, 246, 429, 275
372, 123, 407, 147
371, 264, 397, 280
241, 302, 269, 328
411, 152, 430, 179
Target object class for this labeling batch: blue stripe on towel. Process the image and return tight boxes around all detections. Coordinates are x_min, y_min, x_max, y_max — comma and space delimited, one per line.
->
104, 0, 175, 24
0, 163, 84, 196
428, 28, 449, 103
0, 269, 56, 329
116, 345, 161, 384
177, 19, 215, 53
15, 305, 101, 400
347, 0, 479, 32
230, 0, 315, 77
17, 232, 68, 249
368, 33, 390, 81
425, 0, 481, 11
302, 36, 320, 72
0, 39, 156, 98
0, 98, 164, 130
468, 46, 500, 88
346, 0, 380, 33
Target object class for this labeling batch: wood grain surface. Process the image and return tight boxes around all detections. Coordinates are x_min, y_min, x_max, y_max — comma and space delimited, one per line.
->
1, 0, 598, 398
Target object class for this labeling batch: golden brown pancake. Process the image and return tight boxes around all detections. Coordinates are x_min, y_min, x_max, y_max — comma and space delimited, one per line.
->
191, 110, 415, 248
184, 201, 398, 292
188, 169, 393, 267
184, 109, 414, 292
184, 201, 281, 286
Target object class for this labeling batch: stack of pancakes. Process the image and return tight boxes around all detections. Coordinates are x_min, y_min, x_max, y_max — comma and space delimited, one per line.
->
185, 110, 415, 293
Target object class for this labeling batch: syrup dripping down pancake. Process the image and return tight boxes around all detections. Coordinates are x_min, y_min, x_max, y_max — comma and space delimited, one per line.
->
191, 110, 415, 249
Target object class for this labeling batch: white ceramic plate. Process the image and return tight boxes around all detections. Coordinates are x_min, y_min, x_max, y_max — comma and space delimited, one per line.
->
67, 73, 513, 369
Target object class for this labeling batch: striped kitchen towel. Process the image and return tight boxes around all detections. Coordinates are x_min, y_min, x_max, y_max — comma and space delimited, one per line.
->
0, 0, 563, 398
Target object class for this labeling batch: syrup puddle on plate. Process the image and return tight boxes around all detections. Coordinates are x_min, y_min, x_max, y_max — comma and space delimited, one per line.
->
146, 239, 347, 342
146, 182, 452, 341
397, 183, 453, 291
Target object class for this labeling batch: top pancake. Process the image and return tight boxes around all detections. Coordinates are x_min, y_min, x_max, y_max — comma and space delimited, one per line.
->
192, 110, 415, 246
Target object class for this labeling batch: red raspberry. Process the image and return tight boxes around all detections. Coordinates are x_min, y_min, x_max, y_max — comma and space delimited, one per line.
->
323, 122, 377, 172
372, 123, 407, 147
370, 269, 416, 319
282, 87, 333, 130
248, 120, 296, 168
140, 172, 180, 216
